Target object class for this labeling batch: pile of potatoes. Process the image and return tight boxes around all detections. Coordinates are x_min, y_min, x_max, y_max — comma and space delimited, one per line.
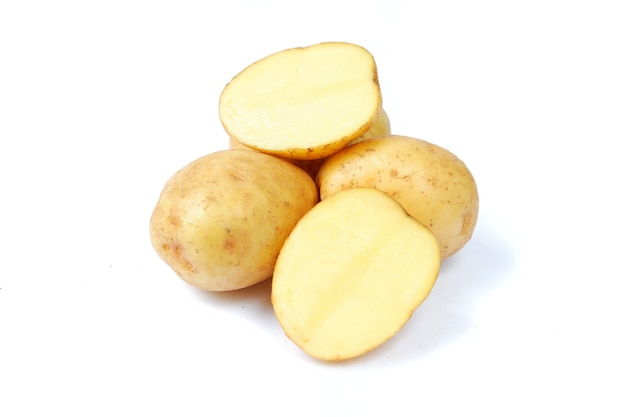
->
150, 42, 479, 361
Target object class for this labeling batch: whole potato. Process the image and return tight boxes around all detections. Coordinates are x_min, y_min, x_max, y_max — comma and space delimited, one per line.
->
150, 149, 319, 291
317, 135, 478, 259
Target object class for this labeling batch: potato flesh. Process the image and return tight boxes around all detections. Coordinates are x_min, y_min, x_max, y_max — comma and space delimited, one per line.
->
317, 135, 479, 259
272, 188, 440, 361
219, 42, 382, 160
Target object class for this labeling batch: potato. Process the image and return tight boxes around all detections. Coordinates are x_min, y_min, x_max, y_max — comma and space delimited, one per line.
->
219, 42, 382, 160
272, 187, 440, 361
228, 107, 392, 179
317, 135, 479, 259
149, 149, 318, 291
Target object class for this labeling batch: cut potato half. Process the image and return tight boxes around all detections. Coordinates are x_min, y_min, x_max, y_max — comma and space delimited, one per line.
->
219, 42, 382, 160
272, 187, 440, 361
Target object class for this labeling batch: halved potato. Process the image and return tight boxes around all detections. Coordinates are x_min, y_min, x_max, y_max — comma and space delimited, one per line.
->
272, 187, 440, 361
219, 42, 382, 160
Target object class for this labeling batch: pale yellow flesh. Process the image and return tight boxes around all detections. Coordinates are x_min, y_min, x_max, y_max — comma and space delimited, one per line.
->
272, 188, 440, 361
219, 42, 382, 160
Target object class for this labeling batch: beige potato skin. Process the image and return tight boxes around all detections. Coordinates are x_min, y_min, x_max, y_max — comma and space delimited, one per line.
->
347, 107, 391, 145
228, 136, 326, 180
317, 135, 479, 259
150, 149, 318, 291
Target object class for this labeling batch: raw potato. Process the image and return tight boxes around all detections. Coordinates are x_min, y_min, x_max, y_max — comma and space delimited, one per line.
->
219, 42, 382, 160
317, 135, 479, 259
228, 107, 392, 178
272, 187, 440, 361
150, 149, 318, 291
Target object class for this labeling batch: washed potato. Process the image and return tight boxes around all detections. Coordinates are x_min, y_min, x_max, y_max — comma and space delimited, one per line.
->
228, 107, 392, 178
317, 135, 479, 259
150, 149, 318, 291
272, 187, 440, 361
219, 42, 382, 160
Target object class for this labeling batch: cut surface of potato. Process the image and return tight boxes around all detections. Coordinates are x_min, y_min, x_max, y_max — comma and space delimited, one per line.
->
272, 187, 440, 361
219, 42, 382, 160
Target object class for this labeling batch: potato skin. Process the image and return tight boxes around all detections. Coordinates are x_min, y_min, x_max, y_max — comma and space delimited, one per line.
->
228, 136, 326, 180
228, 107, 391, 180
316, 135, 478, 259
347, 107, 391, 145
150, 149, 319, 291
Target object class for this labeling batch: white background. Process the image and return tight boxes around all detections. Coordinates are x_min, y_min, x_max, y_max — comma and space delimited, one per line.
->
1, 1, 625, 415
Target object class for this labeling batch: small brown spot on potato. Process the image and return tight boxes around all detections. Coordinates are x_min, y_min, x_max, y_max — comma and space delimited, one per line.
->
461, 211, 474, 236
230, 172, 245, 182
